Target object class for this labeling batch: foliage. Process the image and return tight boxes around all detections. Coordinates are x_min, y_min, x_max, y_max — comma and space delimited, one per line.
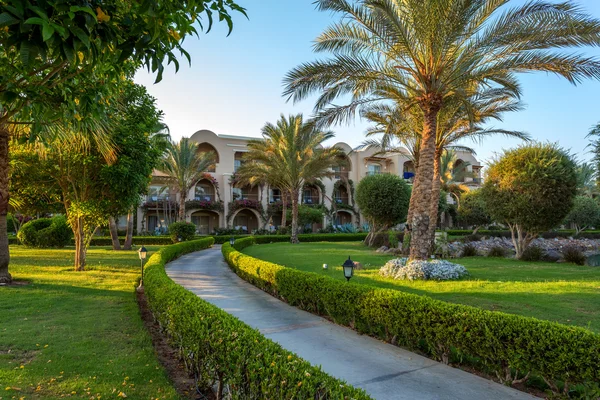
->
380, 258, 468, 281
17, 216, 71, 248
460, 243, 478, 257
224, 239, 600, 391
481, 143, 577, 259
355, 174, 410, 242
520, 246, 544, 262
168, 222, 196, 243
561, 245, 586, 266
185, 199, 224, 212
1, 245, 180, 399
563, 196, 600, 234
286, 205, 324, 228
236, 114, 346, 243
487, 246, 508, 258
144, 238, 372, 399
457, 190, 492, 231
388, 231, 399, 248
575, 162, 597, 197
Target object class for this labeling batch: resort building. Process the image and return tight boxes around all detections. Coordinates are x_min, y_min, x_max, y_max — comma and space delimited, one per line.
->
134, 129, 482, 235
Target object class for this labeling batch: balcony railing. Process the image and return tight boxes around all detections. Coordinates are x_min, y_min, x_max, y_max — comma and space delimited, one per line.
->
334, 197, 350, 205
302, 195, 320, 205
146, 195, 171, 202
194, 194, 216, 202
233, 193, 259, 201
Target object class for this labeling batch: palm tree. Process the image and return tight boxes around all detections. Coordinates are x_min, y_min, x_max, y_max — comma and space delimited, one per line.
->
284, 0, 600, 260
237, 114, 346, 243
159, 138, 216, 222
574, 162, 597, 198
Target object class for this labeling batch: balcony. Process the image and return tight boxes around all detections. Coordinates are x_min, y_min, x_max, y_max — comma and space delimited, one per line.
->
233, 193, 259, 201
146, 194, 171, 202
194, 194, 216, 202
333, 197, 350, 205
302, 195, 320, 205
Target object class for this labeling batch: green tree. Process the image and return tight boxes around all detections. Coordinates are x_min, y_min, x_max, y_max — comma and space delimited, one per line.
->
574, 162, 597, 198
237, 114, 345, 243
284, 0, 600, 261
355, 174, 411, 247
159, 138, 216, 222
286, 205, 325, 232
0, 0, 246, 283
563, 196, 600, 234
481, 143, 577, 259
457, 190, 492, 234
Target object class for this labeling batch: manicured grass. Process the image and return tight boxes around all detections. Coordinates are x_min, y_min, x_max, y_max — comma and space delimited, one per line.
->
243, 241, 600, 333
0, 246, 180, 400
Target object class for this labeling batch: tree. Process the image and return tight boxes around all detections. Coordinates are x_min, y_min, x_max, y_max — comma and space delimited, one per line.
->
563, 196, 600, 234
355, 174, 411, 247
0, 0, 246, 283
283, 0, 600, 261
237, 114, 345, 243
457, 190, 492, 234
286, 205, 324, 233
159, 138, 216, 222
574, 162, 597, 198
481, 143, 577, 259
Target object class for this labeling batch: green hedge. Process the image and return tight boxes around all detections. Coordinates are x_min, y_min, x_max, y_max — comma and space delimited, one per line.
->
223, 237, 600, 391
446, 229, 600, 239
144, 237, 371, 399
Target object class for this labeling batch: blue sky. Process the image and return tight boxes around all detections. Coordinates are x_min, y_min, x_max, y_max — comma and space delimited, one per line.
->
134, 0, 600, 165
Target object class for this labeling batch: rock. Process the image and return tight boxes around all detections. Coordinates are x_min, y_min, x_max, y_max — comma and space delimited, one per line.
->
376, 246, 389, 253
542, 250, 561, 262
353, 261, 363, 270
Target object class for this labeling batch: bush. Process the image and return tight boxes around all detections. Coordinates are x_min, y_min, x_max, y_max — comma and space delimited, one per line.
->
388, 231, 399, 248
144, 238, 371, 399
17, 216, 72, 248
223, 238, 600, 391
380, 258, 468, 281
561, 245, 586, 265
487, 246, 508, 258
7, 213, 17, 233
168, 222, 196, 243
520, 245, 544, 262
460, 243, 478, 257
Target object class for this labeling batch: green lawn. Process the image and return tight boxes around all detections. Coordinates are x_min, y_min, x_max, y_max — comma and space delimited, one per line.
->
243, 241, 600, 333
0, 246, 180, 400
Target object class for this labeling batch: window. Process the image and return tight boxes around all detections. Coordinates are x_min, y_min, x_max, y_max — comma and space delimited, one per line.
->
234, 159, 242, 172
195, 184, 213, 201
303, 189, 313, 204
271, 188, 281, 203
332, 166, 341, 179
148, 186, 168, 201
232, 187, 242, 200
367, 164, 381, 175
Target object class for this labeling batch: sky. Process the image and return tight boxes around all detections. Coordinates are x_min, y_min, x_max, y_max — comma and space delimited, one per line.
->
134, 0, 600, 166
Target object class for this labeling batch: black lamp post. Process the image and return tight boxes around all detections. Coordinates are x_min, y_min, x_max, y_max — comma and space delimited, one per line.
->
137, 246, 147, 291
342, 256, 354, 282
229, 236, 235, 246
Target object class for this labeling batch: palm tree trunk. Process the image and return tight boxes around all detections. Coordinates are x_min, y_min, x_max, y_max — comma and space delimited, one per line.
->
73, 218, 87, 271
178, 192, 186, 222
290, 189, 299, 244
108, 216, 121, 250
427, 153, 443, 248
124, 211, 134, 250
409, 103, 441, 260
0, 126, 11, 284
281, 194, 287, 227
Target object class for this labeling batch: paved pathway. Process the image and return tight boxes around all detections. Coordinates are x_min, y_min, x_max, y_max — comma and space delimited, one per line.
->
166, 245, 537, 400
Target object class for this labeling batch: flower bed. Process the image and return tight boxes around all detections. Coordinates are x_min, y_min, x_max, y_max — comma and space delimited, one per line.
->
379, 258, 468, 281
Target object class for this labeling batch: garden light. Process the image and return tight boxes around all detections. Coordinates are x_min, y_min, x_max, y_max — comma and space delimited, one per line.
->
137, 246, 147, 291
342, 256, 354, 282
230, 236, 235, 246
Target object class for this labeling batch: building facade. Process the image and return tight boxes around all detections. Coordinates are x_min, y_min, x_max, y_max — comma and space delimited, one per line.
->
134, 129, 482, 234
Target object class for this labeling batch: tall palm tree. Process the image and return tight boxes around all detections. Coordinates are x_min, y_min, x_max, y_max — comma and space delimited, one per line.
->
439, 150, 472, 205
237, 114, 346, 243
574, 162, 597, 198
160, 138, 216, 222
284, 0, 600, 260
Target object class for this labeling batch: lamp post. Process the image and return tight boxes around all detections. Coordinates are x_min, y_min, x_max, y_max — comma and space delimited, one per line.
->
229, 236, 235, 246
137, 246, 147, 291
342, 256, 354, 282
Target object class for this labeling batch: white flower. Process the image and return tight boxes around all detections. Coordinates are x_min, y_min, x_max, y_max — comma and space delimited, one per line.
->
380, 258, 467, 281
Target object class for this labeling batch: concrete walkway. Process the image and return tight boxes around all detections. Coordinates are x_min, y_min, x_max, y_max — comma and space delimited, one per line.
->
166, 245, 537, 400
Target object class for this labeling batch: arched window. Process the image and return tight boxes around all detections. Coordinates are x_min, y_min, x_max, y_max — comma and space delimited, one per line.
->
197, 142, 219, 172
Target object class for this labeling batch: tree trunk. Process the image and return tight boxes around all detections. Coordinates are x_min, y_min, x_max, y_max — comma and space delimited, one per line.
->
290, 189, 299, 244
281, 194, 287, 227
73, 218, 87, 271
427, 153, 443, 250
409, 103, 441, 260
178, 191, 186, 222
108, 216, 121, 250
0, 126, 11, 284
509, 223, 535, 259
124, 211, 134, 250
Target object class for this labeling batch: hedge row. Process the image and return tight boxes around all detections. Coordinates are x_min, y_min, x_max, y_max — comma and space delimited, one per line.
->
223, 237, 600, 391
143, 237, 371, 399
447, 229, 600, 239
214, 232, 369, 245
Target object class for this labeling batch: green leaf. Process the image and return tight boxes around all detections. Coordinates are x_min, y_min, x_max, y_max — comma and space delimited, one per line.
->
69, 26, 90, 48
42, 21, 54, 42
0, 12, 19, 27
50, 23, 67, 39
69, 6, 97, 21
23, 17, 44, 26
20, 41, 32, 66
62, 42, 75, 63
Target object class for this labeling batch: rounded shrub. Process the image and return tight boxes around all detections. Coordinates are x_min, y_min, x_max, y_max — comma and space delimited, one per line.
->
17, 216, 72, 248
561, 245, 586, 265
487, 246, 508, 258
168, 221, 196, 243
520, 245, 544, 262
460, 243, 478, 257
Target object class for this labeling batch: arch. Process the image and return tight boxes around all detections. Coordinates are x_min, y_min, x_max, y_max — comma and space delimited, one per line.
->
193, 178, 217, 201
453, 159, 466, 182
230, 208, 261, 233
302, 183, 322, 205
196, 142, 219, 172
403, 160, 416, 181
334, 210, 353, 226
190, 129, 219, 142
190, 210, 220, 235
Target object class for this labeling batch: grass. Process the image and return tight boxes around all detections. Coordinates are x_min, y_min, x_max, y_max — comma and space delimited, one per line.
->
0, 246, 180, 400
243, 241, 600, 333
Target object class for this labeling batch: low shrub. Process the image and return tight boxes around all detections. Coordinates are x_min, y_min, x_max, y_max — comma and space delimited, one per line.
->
460, 243, 478, 257
561, 245, 586, 265
17, 216, 72, 248
380, 258, 467, 281
388, 231, 399, 248
520, 245, 544, 261
223, 237, 600, 392
168, 222, 196, 243
487, 246, 508, 258
144, 238, 370, 399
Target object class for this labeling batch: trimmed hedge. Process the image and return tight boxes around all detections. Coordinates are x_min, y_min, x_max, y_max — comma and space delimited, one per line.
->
144, 238, 371, 399
223, 237, 600, 391
446, 229, 600, 239
17, 216, 72, 248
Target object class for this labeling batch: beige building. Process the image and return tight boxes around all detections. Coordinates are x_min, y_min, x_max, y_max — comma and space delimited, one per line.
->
135, 129, 482, 234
